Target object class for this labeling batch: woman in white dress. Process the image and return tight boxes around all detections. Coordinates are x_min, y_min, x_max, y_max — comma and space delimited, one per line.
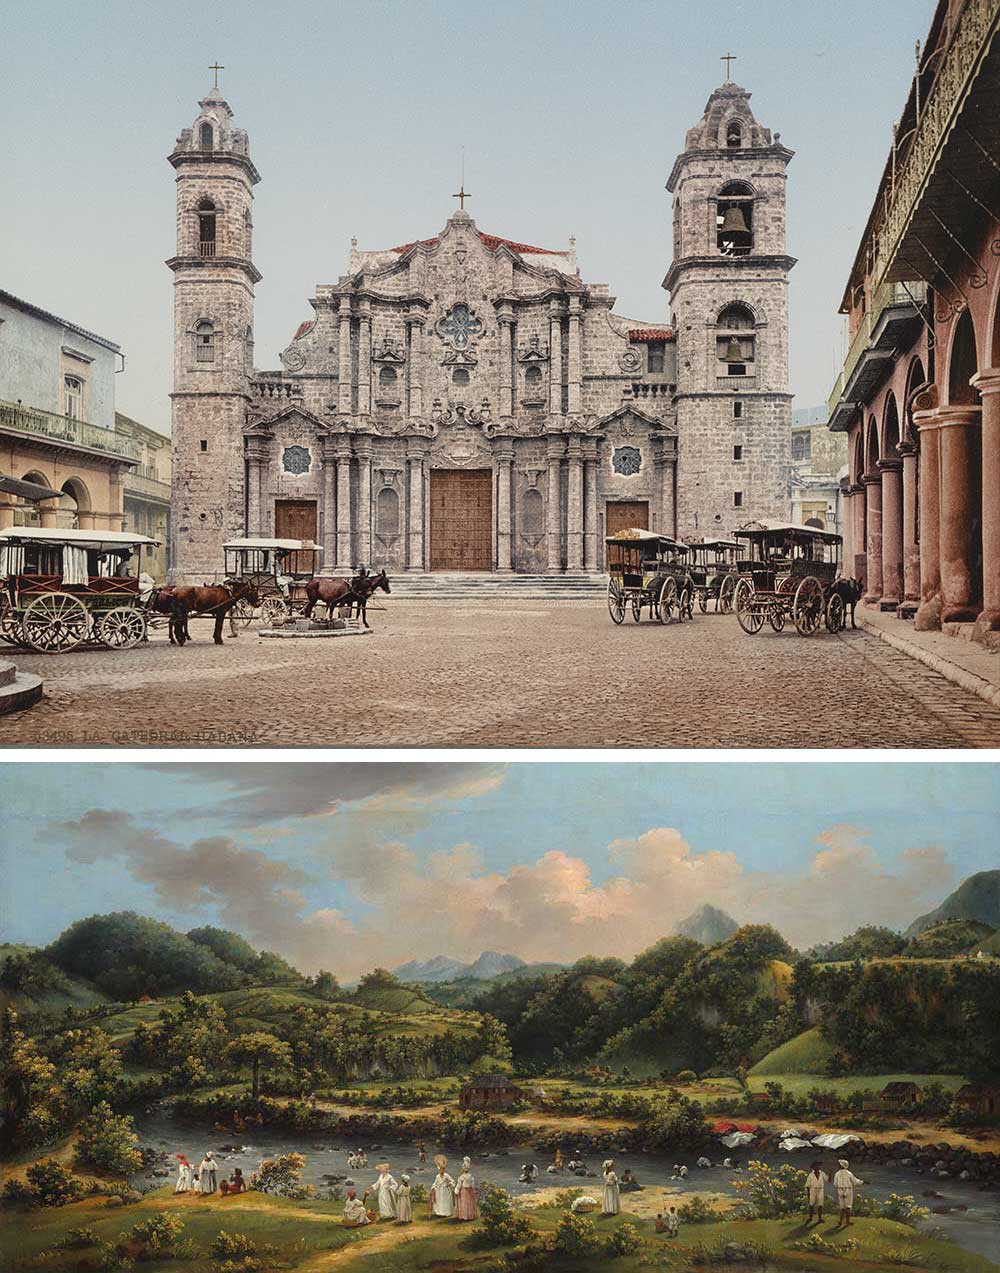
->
430, 1154, 455, 1218
454, 1157, 478, 1221
396, 1173, 413, 1223
602, 1159, 621, 1215
343, 1190, 369, 1227
198, 1153, 215, 1194
372, 1163, 399, 1219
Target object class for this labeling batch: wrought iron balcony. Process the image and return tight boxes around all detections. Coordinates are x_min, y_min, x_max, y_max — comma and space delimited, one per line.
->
0, 400, 141, 462
827, 280, 927, 422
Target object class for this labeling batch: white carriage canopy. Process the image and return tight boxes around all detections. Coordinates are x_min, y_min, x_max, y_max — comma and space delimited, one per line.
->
0, 528, 160, 584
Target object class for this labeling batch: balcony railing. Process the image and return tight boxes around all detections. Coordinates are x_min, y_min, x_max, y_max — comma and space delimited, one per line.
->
716, 375, 758, 390
199, 240, 217, 257
123, 470, 170, 502
872, 0, 999, 284
827, 280, 926, 416
0, 400, 141, 462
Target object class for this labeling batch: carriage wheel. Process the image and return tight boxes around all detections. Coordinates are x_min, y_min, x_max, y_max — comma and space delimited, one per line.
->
631, 593, 643, 622
230, 598, 255, 628
260, 598, 290, 628
735, 579, 764, 635
768, 604, 786, 633
718, 575, 737, 614
96, 607, 147, 650
678, 585, 693, 622
22, 592, 89, 653
793, 576, 824, 636
607, 579, 626, 625
825, 592, 846, 634
697, 588, 708, 614
656, 576, 677, 624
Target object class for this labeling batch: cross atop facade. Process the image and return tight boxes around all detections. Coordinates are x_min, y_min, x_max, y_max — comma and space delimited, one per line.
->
209, 62, 225, 90
721, 52, 736, 81
452, 184, 471, 211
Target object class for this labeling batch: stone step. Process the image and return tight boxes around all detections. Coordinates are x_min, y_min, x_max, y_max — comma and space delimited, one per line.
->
0, 661, 43, 715
386, 572, 609, 600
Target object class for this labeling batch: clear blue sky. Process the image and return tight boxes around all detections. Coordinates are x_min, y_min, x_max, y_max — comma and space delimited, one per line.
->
1, 761, 995, 976
2, 0, 936, 434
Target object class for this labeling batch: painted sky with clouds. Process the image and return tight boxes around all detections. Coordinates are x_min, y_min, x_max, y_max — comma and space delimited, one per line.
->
1, 763, 996, 978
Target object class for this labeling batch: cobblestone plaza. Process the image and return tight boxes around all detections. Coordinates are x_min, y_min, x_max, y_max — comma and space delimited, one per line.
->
4, 603, 1000, 749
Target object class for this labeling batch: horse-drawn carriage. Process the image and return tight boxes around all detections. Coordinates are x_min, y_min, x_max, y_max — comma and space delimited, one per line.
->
687, 539, 740, 614
0, 527, 160, 653
221, 538, 321, 629
732, 521, 846, 636
606, 529, 696, 625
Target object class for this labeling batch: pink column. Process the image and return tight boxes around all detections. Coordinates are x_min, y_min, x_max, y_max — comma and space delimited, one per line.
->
862, 474, 882, 603
913, 410, 942, 630
971, 369, 1000, 635
898, 440, 919, 617
936, 405, 981, 623
840, 487, 854, 577
878, 458, 903, 610
851, 483, 866, 585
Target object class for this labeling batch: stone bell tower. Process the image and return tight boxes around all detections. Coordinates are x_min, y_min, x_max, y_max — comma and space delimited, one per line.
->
664, 73, 795, 538
167, 77, 261, 582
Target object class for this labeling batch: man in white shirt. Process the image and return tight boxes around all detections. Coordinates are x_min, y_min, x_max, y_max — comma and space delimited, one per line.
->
832, 1159, 864, 1228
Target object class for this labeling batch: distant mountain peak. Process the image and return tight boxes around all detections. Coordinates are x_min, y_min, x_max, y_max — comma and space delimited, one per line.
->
395, 950, 526, 984
906, 869, 1000, 937
675, 904, 739, 946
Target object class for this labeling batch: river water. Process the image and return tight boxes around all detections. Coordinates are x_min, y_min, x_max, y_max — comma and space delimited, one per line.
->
131, 1110, 1000, 1263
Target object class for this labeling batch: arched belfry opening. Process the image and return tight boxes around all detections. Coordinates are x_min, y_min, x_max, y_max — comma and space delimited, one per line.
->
717, 182, 753, 255
197, 198, 217, 257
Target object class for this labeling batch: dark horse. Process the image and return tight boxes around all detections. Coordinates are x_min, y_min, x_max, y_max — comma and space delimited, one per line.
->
830, 576, 864, 628
156, 578, 258, 645
303, 570, 390, 629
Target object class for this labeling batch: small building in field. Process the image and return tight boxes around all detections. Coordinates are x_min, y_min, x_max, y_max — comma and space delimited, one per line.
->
812, 1093, 839, 1115
880, 1081, 923, 1110
954, 1084, 1000, 1119
459, 1074, 523, 1111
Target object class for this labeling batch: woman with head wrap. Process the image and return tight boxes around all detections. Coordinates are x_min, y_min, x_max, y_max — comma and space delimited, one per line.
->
454, 1156, 478, 1220
602, 1159, 621, 1215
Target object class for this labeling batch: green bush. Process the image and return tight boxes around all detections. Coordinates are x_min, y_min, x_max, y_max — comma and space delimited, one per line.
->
218, 1260, 264, 1273
76, 1101, 142, 1176
878, 1194, 930, 1226
1, 1160, 86, 1208
476, 1183, 534, 1246
732, 1159, 807, 1219
129, 1210, 185, 1252
211, 1231, 258, 1259
607, 1221, 641, 1256
553, 1211, 600, 1259
677, 1194, 723, 1223
57, 1226, 100, 1249
251, 1152, 314, 1199
675, 1070, 698, 1083
1, 1178, 36, 1205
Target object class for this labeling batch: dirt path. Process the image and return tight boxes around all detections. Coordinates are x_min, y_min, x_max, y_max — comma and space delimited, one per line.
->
298, 1219, 422, 1270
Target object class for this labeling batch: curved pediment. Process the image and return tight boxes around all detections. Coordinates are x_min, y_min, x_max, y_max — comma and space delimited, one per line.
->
599, 404, 677, 436
244, 404, 332, 436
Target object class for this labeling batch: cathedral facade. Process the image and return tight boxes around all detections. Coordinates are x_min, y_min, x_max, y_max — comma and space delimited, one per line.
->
167, 79, 794, 582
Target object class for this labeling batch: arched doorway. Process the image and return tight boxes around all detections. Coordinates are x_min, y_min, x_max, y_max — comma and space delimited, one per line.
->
941, 309, 982, 619
15, 471, 49, 527
57, 478, 92, 530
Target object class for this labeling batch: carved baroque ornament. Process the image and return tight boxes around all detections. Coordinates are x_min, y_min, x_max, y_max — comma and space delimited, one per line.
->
435, 302, 484, 351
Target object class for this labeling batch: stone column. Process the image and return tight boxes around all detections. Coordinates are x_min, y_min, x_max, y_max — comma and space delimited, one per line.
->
546, 435, 564, 572
40, 502, 59, 529
321, 436, 337, 573
566, 436, 584, 570
878, 457, 903, 610
0, 499, 15, 530
583, 439, 599, 572
549, 301, 564, 416
937, 404, 981, 623
914, 409, 942, 630
357, 301, 372, 417
355, 435, 372, 568
337, 298, 353, 415
406, 314, 424, 418
971, 369, 1000, 635
406, 440, 425, 571
898, 440, 920, 616
851, 482, 866, 584
862, 473, 883, 603
245, 441, 269, 535
495, 446, 514, 572
567, 296, 583, 415
333, 437, 353, 571
106, 467, 124, 532
840, 486, 854, 574
657, 436, 677, 539
497, 305, 515, 419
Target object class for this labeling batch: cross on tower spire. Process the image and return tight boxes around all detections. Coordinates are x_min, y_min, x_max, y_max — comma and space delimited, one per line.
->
452, 184, 471, 211
209, 61, 225, 90
721, 52, 736, 82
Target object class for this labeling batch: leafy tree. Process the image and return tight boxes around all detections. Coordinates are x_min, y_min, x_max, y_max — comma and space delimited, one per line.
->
187, 926, 258, 972
226, 1032, 292, 1101
311, 970, 340, 1000
357, 967, 401, 993
253, 950, 305, 985
48, 1027, 123, 1109
0, 1008, 62, 1152
476, 1183, 534, 1245
75, 1101, 142, 1176
821, 925, 906, 962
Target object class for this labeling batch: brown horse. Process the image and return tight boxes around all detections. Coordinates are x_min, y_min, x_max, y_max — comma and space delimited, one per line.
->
167, 578, 258, 645
303, 570, 390, 628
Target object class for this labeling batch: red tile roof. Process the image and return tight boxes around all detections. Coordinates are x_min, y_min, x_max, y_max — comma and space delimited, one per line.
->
391, 231, 561, 256
293, 320, 315, 341
628, 328, 674, 342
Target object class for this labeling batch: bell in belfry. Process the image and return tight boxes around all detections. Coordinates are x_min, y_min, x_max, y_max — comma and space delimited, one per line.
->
724, 336, 744, 362
720, 205, 750, 235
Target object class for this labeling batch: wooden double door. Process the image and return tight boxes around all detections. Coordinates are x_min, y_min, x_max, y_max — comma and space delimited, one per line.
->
606, 500, 649, 539
429, 469, 492, 571
274, 500, 318, 572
